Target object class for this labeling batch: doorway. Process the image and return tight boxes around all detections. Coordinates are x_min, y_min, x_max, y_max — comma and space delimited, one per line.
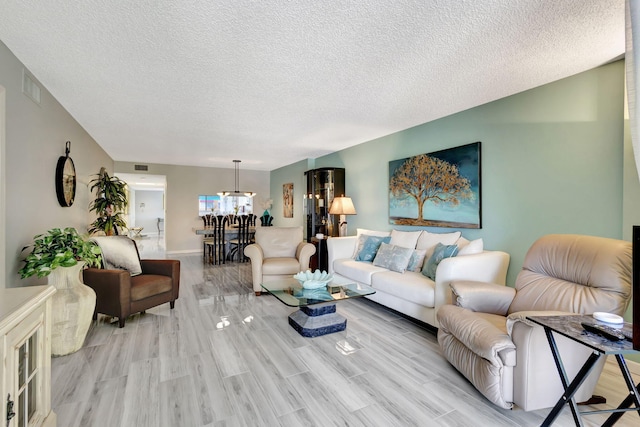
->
116, 173, 166, 258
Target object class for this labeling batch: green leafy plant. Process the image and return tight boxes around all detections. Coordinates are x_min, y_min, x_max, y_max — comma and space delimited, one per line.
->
19, 227, 102, 278
88, 168, 128, 236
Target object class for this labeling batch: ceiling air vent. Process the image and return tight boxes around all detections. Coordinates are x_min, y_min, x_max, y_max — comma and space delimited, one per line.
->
134, 164, 148, 171
22, 70, 41, 105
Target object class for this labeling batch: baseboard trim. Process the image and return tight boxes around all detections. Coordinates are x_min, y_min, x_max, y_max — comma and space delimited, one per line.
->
166, 249, 200, 255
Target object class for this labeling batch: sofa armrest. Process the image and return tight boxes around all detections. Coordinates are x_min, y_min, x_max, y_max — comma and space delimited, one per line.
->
244, 244, 264, 290
432, 250, 510, 326
450, 280, 515, 315
326, 236, 357, 273
141, 259, 178, 277
82, 267, 131, 316
296, 242, 316, 271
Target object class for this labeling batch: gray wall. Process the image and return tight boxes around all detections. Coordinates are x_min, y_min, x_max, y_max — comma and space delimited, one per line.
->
271, 60, 638, 289
0, 40, 113, 287
114, 161, 270, 253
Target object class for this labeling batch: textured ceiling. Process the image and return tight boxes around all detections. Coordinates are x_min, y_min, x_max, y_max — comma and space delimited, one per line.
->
0, 0, 626, 171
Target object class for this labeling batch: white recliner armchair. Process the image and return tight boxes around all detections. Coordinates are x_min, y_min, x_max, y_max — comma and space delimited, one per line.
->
244, 226, 316, 295
436, 234, 632, 411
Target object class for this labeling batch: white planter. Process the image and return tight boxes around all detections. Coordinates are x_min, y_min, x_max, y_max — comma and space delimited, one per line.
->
47, 262, 96, 356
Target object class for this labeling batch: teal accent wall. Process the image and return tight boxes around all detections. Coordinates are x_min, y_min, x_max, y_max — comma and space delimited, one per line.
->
274, 61, 640, 363
272, 61, 635, 288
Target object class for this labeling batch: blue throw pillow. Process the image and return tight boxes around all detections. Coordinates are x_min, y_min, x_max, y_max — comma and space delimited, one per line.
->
355, 236, 391, 262
422, 243, 459, 280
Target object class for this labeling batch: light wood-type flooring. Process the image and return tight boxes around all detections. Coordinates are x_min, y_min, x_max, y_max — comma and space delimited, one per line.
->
52, 255, 640, 426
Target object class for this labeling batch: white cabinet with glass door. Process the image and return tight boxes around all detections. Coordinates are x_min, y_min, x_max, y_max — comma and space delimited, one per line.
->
0, 286, 56, 427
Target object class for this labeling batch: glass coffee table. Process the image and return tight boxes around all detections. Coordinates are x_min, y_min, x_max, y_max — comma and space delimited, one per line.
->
261, 277, 375, 337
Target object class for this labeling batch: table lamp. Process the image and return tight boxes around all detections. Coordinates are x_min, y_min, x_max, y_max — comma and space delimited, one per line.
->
329, 196, 356, 237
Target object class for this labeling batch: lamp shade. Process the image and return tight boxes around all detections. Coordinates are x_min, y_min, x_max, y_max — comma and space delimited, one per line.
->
329, 197, 356, 215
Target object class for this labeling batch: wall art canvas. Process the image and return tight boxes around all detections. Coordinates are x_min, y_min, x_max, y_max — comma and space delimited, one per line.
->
389, 142, 481, 228
283, 183, 294, 218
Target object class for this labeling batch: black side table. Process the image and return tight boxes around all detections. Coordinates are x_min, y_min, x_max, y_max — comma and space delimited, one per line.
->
310, 237, 328, 272
527, 315, 639, 427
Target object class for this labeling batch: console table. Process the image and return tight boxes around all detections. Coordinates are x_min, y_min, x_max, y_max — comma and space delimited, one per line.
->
527, 315, 639, 426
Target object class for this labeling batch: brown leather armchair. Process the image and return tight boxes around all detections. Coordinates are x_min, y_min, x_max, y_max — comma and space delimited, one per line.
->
83, 237, 180, 327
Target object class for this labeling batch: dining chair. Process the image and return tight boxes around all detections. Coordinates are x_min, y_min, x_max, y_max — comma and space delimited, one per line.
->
204, 214, 228, 265
228, 214, 252, 262
201, 214, 216, 260
226, 214, 237, 226
260, 214, 274, 226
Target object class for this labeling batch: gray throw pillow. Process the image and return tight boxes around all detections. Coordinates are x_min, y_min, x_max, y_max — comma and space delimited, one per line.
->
373, 243, 414, 273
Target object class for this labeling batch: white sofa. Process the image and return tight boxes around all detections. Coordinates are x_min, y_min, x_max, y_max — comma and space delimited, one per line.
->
327, 228, 510, 329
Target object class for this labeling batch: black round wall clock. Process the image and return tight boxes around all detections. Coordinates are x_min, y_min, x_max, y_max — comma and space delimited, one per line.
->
55, 141, 76, 207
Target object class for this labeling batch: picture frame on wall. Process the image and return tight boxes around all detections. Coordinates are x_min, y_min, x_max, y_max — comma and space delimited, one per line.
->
283, 183, 294, 218
389, 141, 481, 228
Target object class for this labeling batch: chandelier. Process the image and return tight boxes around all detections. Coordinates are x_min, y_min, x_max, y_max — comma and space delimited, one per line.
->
218, 160, 256, 198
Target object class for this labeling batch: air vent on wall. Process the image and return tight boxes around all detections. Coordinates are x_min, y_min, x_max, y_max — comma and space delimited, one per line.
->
22, 70, 41, 105
134, 164, 148, 171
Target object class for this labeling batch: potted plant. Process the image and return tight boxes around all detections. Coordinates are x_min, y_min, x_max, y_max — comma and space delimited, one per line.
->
19, 227, 102, 278
19, 227, 102, 356
88, 168, 129, 236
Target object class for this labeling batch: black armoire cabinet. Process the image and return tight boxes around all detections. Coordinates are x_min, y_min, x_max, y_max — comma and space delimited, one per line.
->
304, 168, 345, 241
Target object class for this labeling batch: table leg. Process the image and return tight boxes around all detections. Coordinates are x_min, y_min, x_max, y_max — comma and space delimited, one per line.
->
601, 354, 640, 427
541, 327, 602, 427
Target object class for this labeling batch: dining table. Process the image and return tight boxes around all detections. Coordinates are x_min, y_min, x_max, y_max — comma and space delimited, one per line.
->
193, 226, 256, 237
194, 226, 257, 263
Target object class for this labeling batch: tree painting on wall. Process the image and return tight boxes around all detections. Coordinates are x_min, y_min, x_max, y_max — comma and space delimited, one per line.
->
283, 183, 294, 218
389, 142, 481, 228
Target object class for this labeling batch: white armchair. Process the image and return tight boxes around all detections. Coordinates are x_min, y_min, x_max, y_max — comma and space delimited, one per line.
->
244, 226, 316, 295
436, 234, 632, 410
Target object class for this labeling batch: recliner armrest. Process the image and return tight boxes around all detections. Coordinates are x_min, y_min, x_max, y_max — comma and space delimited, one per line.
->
432, 250, 510, 327
437, 305, 516, 366
450, 280, 516, 315
505, 310, 574, 336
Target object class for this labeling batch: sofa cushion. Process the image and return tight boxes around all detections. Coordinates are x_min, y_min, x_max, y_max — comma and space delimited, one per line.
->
406, 249, 427, 272
390, 230, 422, 249
262, 257, 301, 275
355, 235, 391, 262
254, 226, 303, 258
459, 238, 484, 256
356, 228, 391, 238
422, 243, 459, 280
131, 274, 172, 301
373, 243, 414, 273
333, 258, 388, 286
371, 270, 436, 307
416, 231, 461, 257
